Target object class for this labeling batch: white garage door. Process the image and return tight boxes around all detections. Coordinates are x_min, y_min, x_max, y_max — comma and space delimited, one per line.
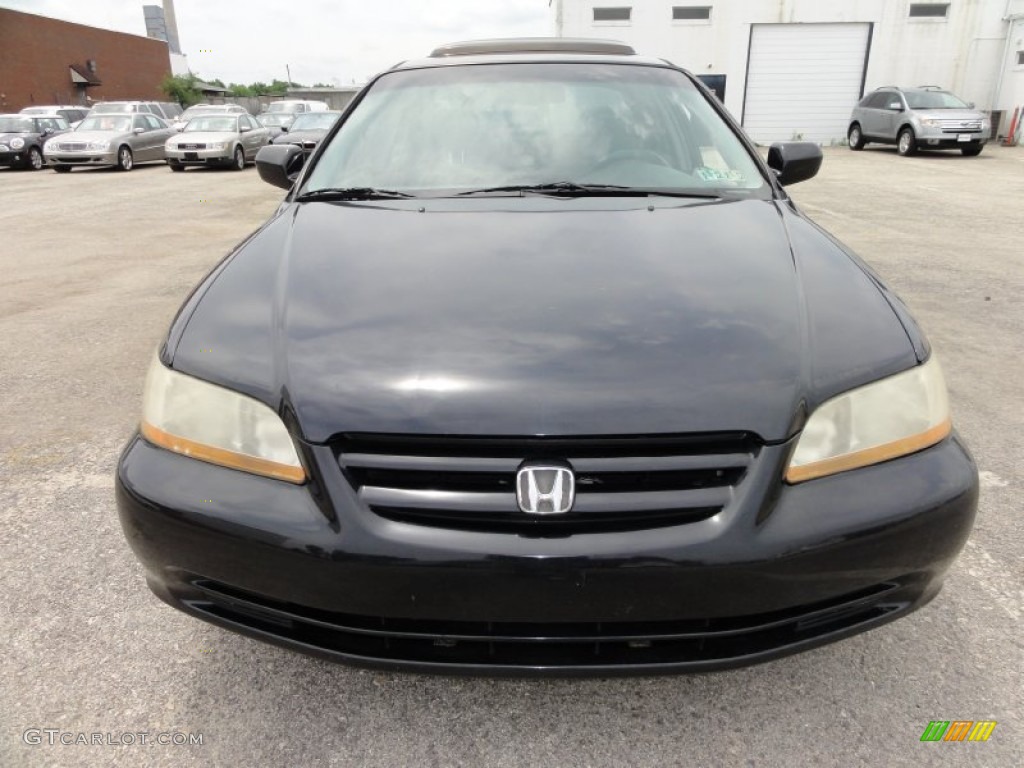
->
743, 23, 871, 144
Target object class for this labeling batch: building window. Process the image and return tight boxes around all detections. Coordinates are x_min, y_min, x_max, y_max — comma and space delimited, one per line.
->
673, 6, 712, 21
1017, 50, 1024, 66
908, 3, 950, 18
593, 7, 631, 22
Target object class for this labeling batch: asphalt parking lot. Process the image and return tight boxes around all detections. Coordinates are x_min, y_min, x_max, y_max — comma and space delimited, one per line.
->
2, 147, 1021, 767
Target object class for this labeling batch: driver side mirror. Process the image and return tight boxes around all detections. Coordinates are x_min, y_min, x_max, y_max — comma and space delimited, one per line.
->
280, 125, 289, 133
256, 143, 305, 190
887, 101, 904, 111
133, 127, 145, 134
240, 125, 251, 133
767, 142, 823, 186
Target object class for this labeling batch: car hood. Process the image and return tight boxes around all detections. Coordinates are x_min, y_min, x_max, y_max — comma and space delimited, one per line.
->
172, 131, 239, 143
169, 198, 917, 443
274, 129, 327, 143
53, 130, 128, 143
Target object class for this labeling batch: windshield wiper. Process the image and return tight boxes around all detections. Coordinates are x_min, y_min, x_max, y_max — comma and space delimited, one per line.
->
295, 187, 415, 202
458, 182, 640, 197
456, 181, 720, 199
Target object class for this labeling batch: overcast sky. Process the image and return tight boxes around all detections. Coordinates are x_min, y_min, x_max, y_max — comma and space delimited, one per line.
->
4, 0, 554, 85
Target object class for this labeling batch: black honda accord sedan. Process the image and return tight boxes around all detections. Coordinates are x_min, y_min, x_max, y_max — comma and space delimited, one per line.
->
116, 39, 978, 675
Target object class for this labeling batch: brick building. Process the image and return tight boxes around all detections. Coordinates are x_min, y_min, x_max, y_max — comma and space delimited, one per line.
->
0, 8, 171, 112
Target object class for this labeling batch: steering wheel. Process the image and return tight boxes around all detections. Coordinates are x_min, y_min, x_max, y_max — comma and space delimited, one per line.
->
588, 148, 673, 173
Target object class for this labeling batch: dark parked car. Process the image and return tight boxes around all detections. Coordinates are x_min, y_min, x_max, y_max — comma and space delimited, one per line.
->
117, 39, 978, 675
269, 110, 341, 152
0, 114, 70, 170
256, 112, 294, 137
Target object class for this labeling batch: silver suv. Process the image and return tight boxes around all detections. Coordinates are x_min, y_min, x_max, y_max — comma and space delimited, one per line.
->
848, 86, 990, 157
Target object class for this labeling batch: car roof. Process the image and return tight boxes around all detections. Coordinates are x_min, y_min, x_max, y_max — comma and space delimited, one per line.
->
388, 37, 671, 72
872, 86, 950, 93
392, 50, 672, 72
430, 38, 636, 57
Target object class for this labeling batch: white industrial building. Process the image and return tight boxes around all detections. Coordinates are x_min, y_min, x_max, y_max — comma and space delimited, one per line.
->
552, 0, 1024, 143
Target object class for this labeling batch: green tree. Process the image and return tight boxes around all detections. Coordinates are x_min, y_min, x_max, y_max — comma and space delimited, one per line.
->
268, 79, 295, 94
160, 73, 203, 106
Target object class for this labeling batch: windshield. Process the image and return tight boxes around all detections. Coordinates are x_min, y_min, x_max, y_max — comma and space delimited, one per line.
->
266, 102, 300, 113
305, 63, 766, 197
78, 116, 132, 132
184, 116, 238, 132
905, 90, 970, 110
290, 112, 339, 131
259, 114, 290, 126
0, 116, 35, 133
20, 107, 49, 115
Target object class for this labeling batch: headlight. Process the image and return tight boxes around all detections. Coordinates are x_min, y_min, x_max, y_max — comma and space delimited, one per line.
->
209, 142, 228, 150
88, 140, 109, 150
785, 355, 951, 483
920, 119, 941, 127
140, 353, 306, 483
10, 138, 24, 149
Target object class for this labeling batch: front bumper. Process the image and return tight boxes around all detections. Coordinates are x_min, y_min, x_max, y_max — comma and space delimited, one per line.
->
116, 433, 978, 675
46, 150, 118, 167
165, 147, 233, 165
0, 149, 30, 168
915, 126, 987, 149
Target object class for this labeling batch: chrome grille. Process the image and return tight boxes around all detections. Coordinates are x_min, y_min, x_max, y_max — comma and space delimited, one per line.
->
337, 434, 756, 535
937, 119, 982, 133
58, 142, 87, 151
180, 142, 206, 149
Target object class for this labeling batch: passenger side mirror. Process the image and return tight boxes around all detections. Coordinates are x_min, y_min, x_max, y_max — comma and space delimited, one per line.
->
240, 125, 251, 133
133, 127, 145, 134
256, 143, 305, 190
280, 125, 289, 133
767, 142, 823, 187
968, 101, 976, 109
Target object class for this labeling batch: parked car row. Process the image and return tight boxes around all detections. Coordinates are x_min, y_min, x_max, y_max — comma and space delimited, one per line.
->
2, 99, 339, 173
